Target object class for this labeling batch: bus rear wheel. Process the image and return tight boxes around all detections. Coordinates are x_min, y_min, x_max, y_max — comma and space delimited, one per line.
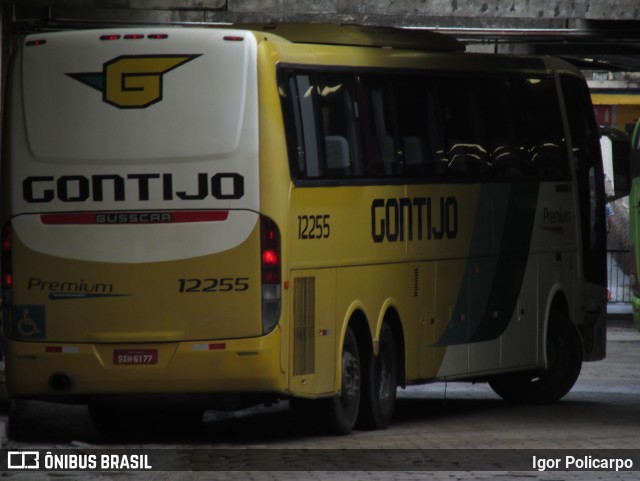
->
489, 310, 583, 404
358, 323, 398, 430
319, 326, 361, 435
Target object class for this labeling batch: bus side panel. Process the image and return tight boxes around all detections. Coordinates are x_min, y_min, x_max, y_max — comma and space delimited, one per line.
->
288, 268, 337, 397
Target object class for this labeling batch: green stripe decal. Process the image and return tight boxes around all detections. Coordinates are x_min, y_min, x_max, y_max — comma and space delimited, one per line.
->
436, 181, 540, 346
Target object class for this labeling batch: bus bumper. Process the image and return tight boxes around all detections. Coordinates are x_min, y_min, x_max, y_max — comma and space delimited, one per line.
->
4, 328, 284, 400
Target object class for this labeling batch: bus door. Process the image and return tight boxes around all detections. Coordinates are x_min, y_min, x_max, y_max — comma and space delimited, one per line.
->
560, 74, 607, 359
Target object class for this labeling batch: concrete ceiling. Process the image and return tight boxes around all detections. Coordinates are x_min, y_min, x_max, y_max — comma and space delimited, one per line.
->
6, 0, 640, 71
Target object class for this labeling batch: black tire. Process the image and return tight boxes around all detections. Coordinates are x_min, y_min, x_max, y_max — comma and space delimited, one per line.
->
319, 326, 361, 435
89, 404, 203, 440
7, 399, 29, 441
357, 323, 398, 430
489, 310, 583, 404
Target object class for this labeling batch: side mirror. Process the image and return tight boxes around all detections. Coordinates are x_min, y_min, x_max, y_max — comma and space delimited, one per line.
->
600, 127, 630, 200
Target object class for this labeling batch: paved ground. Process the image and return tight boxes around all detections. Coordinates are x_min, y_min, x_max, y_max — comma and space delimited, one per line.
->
1, 315, 640, 480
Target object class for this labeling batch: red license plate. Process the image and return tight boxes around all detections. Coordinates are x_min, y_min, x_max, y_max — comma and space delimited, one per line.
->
113, 349, 158, 365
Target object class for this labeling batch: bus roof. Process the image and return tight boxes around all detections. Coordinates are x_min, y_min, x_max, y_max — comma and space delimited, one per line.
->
236, 23, 465, 52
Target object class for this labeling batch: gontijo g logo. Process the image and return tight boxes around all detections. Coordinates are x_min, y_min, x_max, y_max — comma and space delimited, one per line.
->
67, 54, 201, 109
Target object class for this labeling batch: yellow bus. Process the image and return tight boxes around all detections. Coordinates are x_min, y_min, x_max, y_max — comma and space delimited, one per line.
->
1, 23, 625, 437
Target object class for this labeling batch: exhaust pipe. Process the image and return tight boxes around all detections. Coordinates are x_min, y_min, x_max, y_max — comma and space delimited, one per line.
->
49, 373, 73, 391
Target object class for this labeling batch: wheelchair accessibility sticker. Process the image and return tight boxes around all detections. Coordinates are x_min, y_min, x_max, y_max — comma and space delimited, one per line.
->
12, 305, 46, 339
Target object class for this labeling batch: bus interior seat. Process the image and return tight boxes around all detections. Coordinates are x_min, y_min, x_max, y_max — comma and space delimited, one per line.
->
530, 143, 565, 178
403, 136, 427, 175
447, 143, 490, 176
490, 144, 531, 178
325, 135, 351, 175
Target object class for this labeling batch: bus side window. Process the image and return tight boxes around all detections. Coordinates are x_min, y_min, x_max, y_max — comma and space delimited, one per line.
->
523, 77, 570, 180
437, 77, 490, 177
392, 77, 442, 176
482, 77, 533, 179
360, 78, 401, 177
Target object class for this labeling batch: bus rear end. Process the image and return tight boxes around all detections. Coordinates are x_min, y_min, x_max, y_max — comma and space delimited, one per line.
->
1, 29, 283, 406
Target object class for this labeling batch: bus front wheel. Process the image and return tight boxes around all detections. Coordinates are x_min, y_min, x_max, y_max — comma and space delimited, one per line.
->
489, 310, 583, 404
319, 326, 361, 435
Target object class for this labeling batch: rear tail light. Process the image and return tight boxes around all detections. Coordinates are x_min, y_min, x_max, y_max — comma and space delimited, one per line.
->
2, 224, 12, 289
260, 216, 281, 334
26, 39, 47, 47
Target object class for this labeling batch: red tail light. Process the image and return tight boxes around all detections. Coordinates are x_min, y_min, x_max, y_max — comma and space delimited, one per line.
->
2, 224, 12, 289
261, 216, 281, 285
260, 216, 281, 334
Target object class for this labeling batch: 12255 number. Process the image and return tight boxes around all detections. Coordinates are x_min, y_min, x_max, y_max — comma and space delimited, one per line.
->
297, 214, 331, 240
178, 277, 249, 293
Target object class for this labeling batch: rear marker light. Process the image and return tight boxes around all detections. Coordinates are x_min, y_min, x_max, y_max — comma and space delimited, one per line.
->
100, 34, 121, 41
223, 36, 245, 42
124, 34, 145, 40
26, 39, 47, 47
46, 346, 79, 354
192, 343, 226, 351
147, 34, 169, 39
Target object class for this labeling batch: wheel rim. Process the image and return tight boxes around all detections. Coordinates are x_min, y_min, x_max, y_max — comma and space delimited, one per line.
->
341, 349, 360, 408
377, 344, 393, 402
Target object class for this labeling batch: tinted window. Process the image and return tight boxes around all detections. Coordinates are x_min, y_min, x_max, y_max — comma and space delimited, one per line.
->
279, 68, 571, 184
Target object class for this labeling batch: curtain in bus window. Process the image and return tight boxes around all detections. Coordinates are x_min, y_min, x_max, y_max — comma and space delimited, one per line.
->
294, 75, 321, 178
286, 75, 307, 177
281, 73, 322, 180
315, 74, 362, 178
361, 78, 400, 177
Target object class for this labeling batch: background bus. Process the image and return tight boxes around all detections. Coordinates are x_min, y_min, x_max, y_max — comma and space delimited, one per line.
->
629, 119, 640, 327
1, 23, 627, 437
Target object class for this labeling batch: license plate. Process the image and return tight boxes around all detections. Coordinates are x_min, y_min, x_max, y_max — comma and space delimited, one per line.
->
113, 349, 158, 365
